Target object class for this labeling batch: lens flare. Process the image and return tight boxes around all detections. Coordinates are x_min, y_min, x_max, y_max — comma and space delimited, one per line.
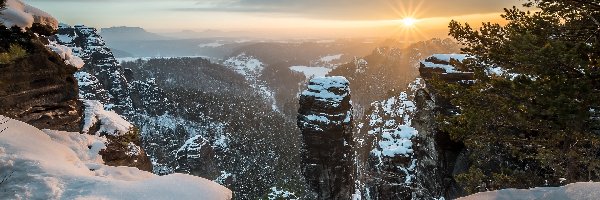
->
401, 17, 417, 27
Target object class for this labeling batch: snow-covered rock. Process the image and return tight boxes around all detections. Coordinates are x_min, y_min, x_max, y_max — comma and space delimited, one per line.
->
0, 0, 58, 29
74, 71, 111, 102
301, 76, 350, 107
419, 54, 475, 83
298, 76, 355, 199
54, 24, 134, 114
0, 115, 232, 200
82, 100, 133, 136
354, 78, 441, 199
369, 92, 418, 159
420, 54, 470, 73
46, 41, 85, 69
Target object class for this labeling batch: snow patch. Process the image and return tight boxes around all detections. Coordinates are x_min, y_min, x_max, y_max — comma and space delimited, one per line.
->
224, 53, 264, 77
268, 187, 298, 200
302, 76, 350, 106
421, 54, 472, 73
320, 54, 343, 63
376, 126, 416, 157
421, 61, 458, 73
430, 54, 470, 62
215, 171, 233, 185
198, 42, 224, 48
82, 100, 132, 136
289, 66, 332, 79
46, 41, 85, 69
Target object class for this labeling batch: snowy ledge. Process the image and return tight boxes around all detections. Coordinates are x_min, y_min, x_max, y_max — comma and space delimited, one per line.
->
458, 182, 600, 200
301, 76, 350, 105
420, 54, 472, 74
0, 115, 232, 200
46, 41, 85, 69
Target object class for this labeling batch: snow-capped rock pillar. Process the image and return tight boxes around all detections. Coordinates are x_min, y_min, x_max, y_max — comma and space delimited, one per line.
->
297, 76, 355, 200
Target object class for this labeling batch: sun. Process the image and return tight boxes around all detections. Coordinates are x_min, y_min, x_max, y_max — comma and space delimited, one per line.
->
401, 17, 417, 27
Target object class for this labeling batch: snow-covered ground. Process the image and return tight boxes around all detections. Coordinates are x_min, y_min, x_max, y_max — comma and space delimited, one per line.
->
198, 41, 224, 48
224, 53, 264, 77
320, 54, 343, 63
289, 66, 332, 80
224, 53, 280, 111
459, 182, 600, 200
0, 115, 232, 200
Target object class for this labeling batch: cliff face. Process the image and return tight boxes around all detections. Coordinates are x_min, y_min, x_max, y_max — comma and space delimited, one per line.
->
345, 54, 473, 200
52, 24, 153, 172
54, 24, 133, 114
297, 76, 355, 200
0, 33, 81, 132
352, 78, 437, 200
415, 54, 474, 198
174, 135, 220, 180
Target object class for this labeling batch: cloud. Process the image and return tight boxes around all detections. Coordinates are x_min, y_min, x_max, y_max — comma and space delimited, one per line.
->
29, 0, 522, 20
176, 0, 522, 20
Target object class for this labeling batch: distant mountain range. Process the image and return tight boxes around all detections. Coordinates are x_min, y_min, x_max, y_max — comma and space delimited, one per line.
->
100, 26, 169, 41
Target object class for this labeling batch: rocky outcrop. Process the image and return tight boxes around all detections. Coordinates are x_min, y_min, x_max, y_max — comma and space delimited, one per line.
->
175, 135, 220, 180
51, 25, 155, 172
0, 34, 81, 131
415, 54, 473, 199
348, 54, 474, 200
297, 76, 355, 200
99, 130, 153, 172
419, 54, 474, 83
410, 89, 443, 199
81, 100, 153, 172
353, 79, 428, 200
54, 24, 133, 114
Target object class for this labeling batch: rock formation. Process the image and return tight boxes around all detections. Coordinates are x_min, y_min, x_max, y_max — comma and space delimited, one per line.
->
52, 24, 154, 172
175, 135, 219, 180
416, 54, 474, 198
355, 79, 427, 200
297, 76, 355, 200
0, 29, 81, 131
54, 24, 134, 114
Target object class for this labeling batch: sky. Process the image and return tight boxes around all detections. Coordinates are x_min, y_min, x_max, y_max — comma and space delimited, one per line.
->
26, 0, 522, 39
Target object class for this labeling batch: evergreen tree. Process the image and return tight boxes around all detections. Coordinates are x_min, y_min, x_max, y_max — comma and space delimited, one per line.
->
433, 0, 600, 193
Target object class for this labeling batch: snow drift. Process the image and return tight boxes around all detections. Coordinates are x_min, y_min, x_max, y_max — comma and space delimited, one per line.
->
0, 115, 232, 200
459, 182, 600, 200
46, 41, 85, 69
0, 0, 59, 29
